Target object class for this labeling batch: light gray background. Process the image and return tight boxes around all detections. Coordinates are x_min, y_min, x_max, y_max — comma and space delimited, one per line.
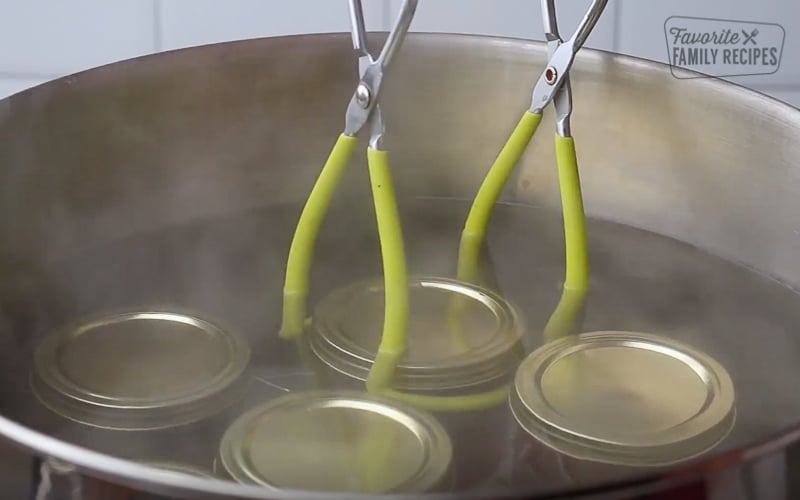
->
0, 0, 797, 107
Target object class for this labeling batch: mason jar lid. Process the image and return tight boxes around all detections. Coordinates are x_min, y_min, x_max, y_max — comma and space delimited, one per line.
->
219, 390, 452, 493
510, 330, 736, 466
309, 276, 524, 391
31, 309, 251, 430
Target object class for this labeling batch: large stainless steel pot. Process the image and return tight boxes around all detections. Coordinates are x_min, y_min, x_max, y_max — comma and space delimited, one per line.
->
1, 32, 800, 499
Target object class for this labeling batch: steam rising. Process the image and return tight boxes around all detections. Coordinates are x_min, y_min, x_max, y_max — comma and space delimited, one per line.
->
0, 35, 799, 495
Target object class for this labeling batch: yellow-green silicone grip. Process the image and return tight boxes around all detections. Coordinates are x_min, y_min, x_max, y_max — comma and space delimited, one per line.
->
540, 286, 587, 391
538, 136, 589, 390
354, 405, 405, 492
555, 134, 589, 291
381, 383, 510, 412
364, 147, 409, 392
457, 110, 542, 284
542, 286, 587, 345
279, 133, 358, 339
368, 342, 510, 412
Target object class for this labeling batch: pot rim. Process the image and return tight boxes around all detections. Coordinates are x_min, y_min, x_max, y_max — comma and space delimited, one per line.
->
6, 401, 800, 499
2, 30, 800, 499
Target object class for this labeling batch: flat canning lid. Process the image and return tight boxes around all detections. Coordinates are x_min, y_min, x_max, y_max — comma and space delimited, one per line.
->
309, 276, 525, 391
510, 330, 736, 466
32, 310, 251, 430
218, 390, 452, 493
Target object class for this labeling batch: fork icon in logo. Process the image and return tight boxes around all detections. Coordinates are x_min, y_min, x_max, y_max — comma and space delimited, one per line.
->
742, 28, 759, 45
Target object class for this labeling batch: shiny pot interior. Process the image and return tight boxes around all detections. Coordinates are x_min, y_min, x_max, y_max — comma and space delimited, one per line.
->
1, 32, 800, 499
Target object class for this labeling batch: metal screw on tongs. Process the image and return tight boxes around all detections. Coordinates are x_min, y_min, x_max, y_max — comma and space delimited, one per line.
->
544, 66, 558, 85
355, 84, 371, 109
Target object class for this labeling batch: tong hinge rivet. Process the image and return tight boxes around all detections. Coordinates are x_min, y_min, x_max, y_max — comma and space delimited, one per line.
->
544, 66, 558, 85
356, 84, 371, 109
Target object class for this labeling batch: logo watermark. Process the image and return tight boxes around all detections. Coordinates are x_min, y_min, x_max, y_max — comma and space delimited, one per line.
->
664, 16, 785, 79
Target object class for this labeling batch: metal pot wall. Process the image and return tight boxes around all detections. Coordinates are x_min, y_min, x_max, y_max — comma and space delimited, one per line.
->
1, 32, 800, 499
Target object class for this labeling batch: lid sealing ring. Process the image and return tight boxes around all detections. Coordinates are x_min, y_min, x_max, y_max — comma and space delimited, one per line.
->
309, 276, 526, 412
31, 310, 251, 430
510, 330, 736, 466
219, 390, 453, 493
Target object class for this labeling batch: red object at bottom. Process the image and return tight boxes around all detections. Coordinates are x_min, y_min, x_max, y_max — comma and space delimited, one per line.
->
638, 480, 707, 500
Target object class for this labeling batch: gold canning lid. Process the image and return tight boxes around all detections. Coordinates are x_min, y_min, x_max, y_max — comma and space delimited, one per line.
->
218, 390, 452, 493
510, 330, 736, 466
309, 276, 525, 392
31, 309, 251, 430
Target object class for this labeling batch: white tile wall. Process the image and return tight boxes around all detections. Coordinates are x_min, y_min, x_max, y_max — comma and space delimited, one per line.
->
389, 0, 616, 50
616, 0, 799, 90
761, 88, 800, 108
0, 1, 156, 75
0, 0, 798, 108
159, 0, 387, 52
0, 75, 52, 100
